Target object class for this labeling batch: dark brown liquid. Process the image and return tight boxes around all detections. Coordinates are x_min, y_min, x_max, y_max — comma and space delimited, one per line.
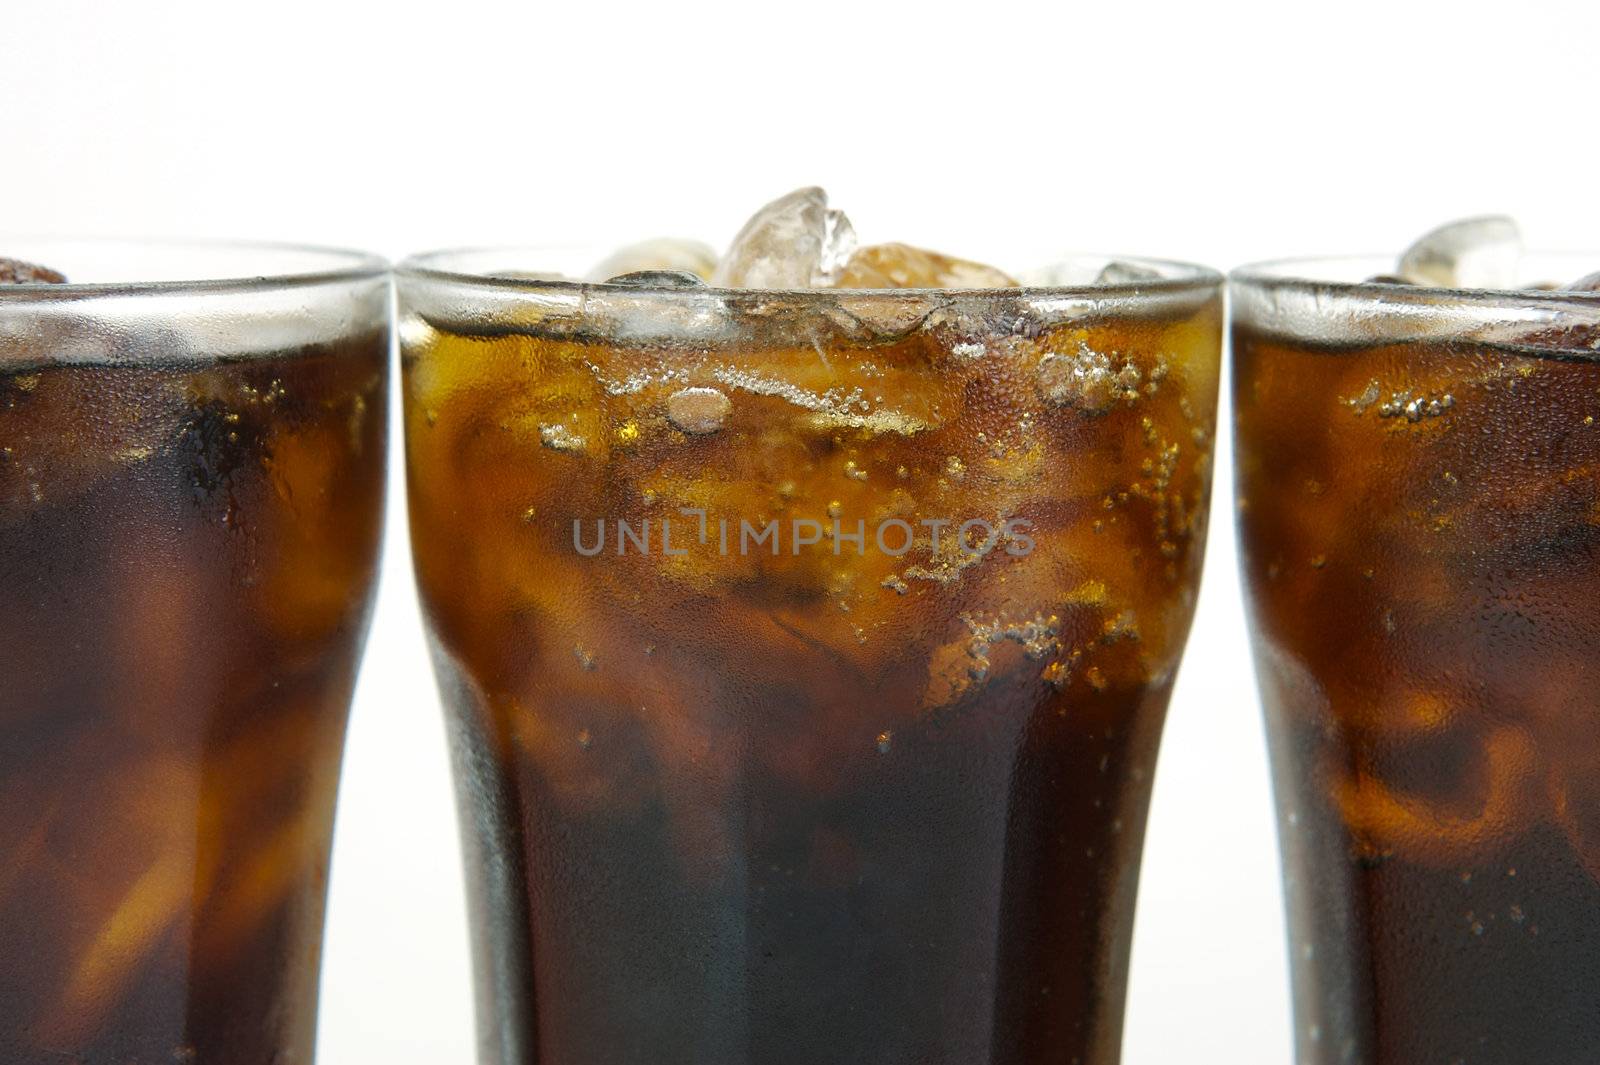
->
1235, 322, 1600, 1065
405, 293, 1220, 1065
0, 334, 387, 1064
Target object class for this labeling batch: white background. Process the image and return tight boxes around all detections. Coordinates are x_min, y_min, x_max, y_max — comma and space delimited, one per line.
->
5, 3, 1598, 1063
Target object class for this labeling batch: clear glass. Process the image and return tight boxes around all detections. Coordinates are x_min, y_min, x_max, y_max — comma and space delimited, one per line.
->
400, 250, 1224, 1065
1233, 256, 1600, 1065
0, 239, 390, 1064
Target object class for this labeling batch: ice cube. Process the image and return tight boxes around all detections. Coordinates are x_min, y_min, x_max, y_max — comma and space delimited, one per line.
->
1094, 260, 1161, 285
0, 257, 67, 284
1568, 271, 1600, 292
1397, 216, 1523, 289
834, 243, 1017, 289
710, 187, 856, 289
603, 269, 707, 288
587, 238, 718, 282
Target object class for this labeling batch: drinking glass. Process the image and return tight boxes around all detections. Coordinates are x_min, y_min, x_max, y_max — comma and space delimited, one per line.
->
0, 239, 390, 1064
400, 249, 1222, 1065
1234, 256, 1600, 1065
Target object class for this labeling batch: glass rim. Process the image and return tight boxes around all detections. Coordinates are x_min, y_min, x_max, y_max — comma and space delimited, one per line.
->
0, 236, 389, 301
396, 245, 1225, 299
1231, 253, 1600, 308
